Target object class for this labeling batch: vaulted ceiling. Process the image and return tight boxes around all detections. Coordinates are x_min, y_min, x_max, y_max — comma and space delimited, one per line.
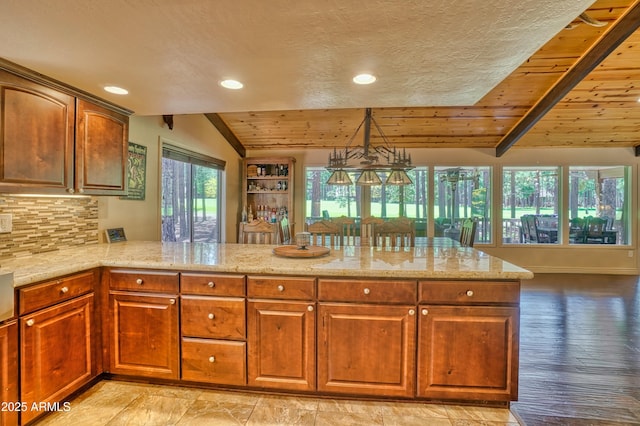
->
2, 0, 639, 156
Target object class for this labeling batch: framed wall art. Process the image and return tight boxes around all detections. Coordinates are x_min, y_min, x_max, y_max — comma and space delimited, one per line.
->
121, 142, 147, 200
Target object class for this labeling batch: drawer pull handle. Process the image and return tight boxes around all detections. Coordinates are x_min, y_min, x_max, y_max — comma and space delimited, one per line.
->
170, 299, 176, 305
26, 319, 35, 327
60, 286, 69, 294
208, 281, 215, 288
136, 278, 143, 285
408, 309, 415, 316
307, 305, 314, 312
466, 290, 474, 297
277, 285, 285, 292
363, 288, 370, 295
421, 309, 429, 316
208, 313, 215, 320
209, 356, 216, 363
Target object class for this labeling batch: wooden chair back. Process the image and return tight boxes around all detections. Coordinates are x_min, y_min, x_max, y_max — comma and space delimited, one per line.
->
331, 216, 356, 246
279, 217, 291, 244
374, 217, 415, 248
307, 220, 341, 247
360, 216, 384, 246
239, 220, 277, 244
459, 218, 477, 247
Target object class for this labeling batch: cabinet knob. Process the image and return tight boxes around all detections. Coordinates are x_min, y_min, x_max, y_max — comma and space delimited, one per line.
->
307, 305, 314, 312
421, 309, 429, 316
136, 278, 143, 285
466, 290, 474, 297
78, 188, 84, 194
208, 313, 215, 320
67, 188, 75, 194
60, 286, 69, 294
277, 285, 285, 292
26, 319, 35, 327
170, 299, 176, 305
207, 281, 215, 288
363, 288, 371, 295
408, 309, 415, 316
208, 356, 216, 363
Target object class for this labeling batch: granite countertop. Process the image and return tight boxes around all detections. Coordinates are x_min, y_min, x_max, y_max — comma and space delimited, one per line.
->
1, 239, 533, 288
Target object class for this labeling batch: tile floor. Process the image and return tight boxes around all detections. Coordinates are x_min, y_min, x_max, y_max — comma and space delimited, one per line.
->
34, 380, 521, 425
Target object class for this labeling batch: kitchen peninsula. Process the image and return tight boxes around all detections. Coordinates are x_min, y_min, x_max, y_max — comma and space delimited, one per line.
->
1, 240, 532, 424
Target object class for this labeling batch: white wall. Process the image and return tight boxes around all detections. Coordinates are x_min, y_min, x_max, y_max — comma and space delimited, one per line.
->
98, 114, 242, 242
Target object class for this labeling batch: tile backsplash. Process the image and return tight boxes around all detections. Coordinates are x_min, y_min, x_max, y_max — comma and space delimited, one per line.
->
0, 196, 98, 259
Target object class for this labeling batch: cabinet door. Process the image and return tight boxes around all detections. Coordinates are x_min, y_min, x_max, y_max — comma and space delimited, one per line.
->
20, 294, 96, 424
0, 70, 75, 193
417, 305, 519, 401
75, 99, 128, 195
247, 300, 315, 391
0, 320, 18, 426
318, 303, 416, 397
109, 291, 179, 379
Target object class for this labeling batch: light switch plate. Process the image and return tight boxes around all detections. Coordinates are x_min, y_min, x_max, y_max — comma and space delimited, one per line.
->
0, 214, 12, 233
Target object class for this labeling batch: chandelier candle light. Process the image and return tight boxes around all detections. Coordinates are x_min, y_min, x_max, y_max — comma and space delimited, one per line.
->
326, 108, 414, 186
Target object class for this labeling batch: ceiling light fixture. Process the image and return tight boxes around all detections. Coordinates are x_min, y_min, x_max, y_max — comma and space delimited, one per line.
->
220, 79, 243, 89
353, 73, 376, 85
326, 108, 413, 186
104, 86, 128, 95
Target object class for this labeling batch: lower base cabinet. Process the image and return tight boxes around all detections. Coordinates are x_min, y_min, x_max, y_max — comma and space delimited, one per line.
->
0, 320, 18, 426
20, 294, 96, 424
318, 303, 416, 398
247, 300, 316, 391
417, 305, 519, 401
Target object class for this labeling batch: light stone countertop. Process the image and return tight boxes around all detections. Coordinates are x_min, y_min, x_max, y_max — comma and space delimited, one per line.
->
1, 239, 533, 288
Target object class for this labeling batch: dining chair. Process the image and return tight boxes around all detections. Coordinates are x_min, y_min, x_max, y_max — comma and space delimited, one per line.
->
331, 216, 356, 246
239, 220, 278, 244
374, 217, 415, 248
569, 217, 586, 244
360, 216, 384, 246
307, 220, 342, 247
279, 217, 291, 244
584, 216, 608, 244
459, 218, 477, 247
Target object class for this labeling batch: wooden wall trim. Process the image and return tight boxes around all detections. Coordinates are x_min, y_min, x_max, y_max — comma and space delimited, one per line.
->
204, 113, 246, 158
495, 1, 640, 157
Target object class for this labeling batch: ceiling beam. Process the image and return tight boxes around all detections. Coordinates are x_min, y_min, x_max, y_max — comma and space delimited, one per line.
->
495, 1, 640, 157
204, 113, 246, 158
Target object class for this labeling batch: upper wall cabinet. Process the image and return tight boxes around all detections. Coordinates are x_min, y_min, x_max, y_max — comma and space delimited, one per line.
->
0, 63, 132, 195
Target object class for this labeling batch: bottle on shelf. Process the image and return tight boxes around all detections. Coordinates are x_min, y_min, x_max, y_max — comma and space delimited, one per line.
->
241, 205, 248, 223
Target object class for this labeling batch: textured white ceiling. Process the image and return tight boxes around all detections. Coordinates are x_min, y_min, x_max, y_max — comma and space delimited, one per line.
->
1, 0, 595, 115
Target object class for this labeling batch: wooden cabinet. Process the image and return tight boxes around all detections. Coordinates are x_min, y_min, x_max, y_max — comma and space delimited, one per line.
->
242, 157, 295, 237
0, 65, 130, 195
0, 320, 18, 426
108, 270, 179, 379
20, 293, 96, 424
180, 273, 247, 386
247, 276, 315, 391
416, 280, 520, 401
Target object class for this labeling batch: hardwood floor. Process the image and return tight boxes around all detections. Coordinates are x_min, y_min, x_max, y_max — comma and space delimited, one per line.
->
512, 274, 640, 426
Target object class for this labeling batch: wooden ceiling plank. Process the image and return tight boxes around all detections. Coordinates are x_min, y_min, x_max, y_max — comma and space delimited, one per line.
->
204, 113, 246, 158
495, 1, 640, 157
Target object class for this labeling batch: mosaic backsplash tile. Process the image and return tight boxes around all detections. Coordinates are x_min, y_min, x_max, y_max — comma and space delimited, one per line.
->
0, 196, 98, 260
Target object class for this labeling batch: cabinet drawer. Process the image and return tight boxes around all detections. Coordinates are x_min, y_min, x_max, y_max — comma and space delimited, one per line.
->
247, 276, 315, 300
181, 338, 246, 386
318, 279, 416, 304
109, 269, 179, 293
418, 280, 520, 304
181, 296, 246, 340
181, 273, 245, 296
19, 270, 95, 315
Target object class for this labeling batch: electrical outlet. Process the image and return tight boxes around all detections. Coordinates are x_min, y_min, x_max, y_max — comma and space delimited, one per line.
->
0, 214, 12, 233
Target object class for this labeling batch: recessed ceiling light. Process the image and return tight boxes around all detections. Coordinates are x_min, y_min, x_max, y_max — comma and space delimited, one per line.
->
104, 85, 128, 95
353, 74, 376, 85
220, 79, 244, 90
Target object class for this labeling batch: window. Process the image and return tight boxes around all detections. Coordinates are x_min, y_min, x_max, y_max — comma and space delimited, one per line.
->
161, 144, 225, 243
568, 166, 630, 245
502, 167, 559, 244
304, 167, 428, 237
434, 167, 491, 244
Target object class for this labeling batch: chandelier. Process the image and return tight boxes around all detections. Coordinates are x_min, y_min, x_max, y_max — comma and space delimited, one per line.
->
326, 108, 413, 186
